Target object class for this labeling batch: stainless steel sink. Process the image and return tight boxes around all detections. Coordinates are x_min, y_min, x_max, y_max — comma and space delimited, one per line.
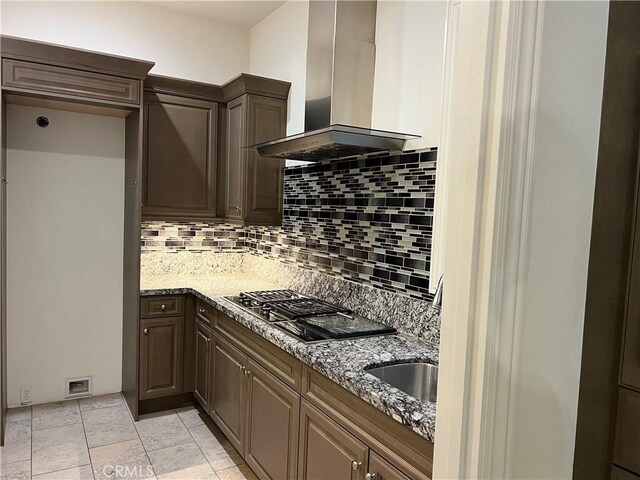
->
365, 362, 438, 403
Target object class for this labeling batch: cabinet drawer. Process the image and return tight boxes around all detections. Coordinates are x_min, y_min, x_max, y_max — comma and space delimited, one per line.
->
215, 310, 302, 391
140, 295, 184, 318
614, 387, 640, 475
2, 59, 140, 105
196, 299, 215, 324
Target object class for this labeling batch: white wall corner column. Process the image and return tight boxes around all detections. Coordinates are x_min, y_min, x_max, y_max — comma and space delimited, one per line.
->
433, 1, 608, 478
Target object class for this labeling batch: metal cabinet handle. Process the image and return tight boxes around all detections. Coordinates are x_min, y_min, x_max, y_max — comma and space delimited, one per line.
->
366, 474, 377, 480
235, 206, 242, 212
160, 304, 166, 311
352, 461, 362, 470
199, 308, 206, 315
143, 328, 148, 334
244, 369, 251, 376
240, 365, 245, 372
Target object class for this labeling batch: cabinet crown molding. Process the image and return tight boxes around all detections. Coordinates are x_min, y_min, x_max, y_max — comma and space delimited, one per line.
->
221, 73, 291, 102
145, 74, 225, 102
145, 73, 291, 103
0, 35, 155, 80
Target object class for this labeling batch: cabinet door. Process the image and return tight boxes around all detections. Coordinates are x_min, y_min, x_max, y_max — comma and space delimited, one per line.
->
143, 92, 218, 219
211, 333, 247, 453
224, 96, 246, 220
244, 95, 286, 225
194, 321, 211, 409
298, 399, 368, 480
245, 358, 300, 480
367, 451, 411, 480
139, 317, 184, 399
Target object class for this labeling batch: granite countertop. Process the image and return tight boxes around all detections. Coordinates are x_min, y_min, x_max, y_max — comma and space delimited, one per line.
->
141, 274, 438, 442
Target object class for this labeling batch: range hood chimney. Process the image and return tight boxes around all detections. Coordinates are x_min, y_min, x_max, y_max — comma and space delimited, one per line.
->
253, 0, 419, 162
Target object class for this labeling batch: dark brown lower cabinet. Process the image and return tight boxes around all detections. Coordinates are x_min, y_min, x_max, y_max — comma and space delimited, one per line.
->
211, 333, 247, 452
298, 399, 369, 480
210, 332, 300, 480
245, 358, 300, 480
194, 320, 211, 409
139, 316, 184, 399
137, 297, 433, 479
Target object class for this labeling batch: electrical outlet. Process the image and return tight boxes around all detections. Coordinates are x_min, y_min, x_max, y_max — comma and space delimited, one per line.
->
20, 386, 32, 405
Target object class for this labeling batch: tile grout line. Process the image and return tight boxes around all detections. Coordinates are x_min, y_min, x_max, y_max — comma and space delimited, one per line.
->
30, 404, 33, 480
174, 407, 221, 477
31, 463, 93, 479
77, 399, 96, 480
122, 393, 158, 479
79, 398, 126, 414
175, 407, 249, 479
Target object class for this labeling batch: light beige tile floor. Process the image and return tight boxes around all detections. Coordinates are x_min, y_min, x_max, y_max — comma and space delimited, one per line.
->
0, 394, 256, 480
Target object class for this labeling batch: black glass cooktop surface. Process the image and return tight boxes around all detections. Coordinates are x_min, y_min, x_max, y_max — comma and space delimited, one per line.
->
297, 314, 396, 339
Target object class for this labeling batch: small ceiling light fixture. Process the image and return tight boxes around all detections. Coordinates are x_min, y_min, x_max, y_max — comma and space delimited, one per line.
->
36, 116, 49, 128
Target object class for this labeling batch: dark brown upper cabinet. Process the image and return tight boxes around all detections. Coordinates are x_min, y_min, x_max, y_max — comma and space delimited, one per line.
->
3, 59, 140, 106
142, 80, 218, 219
220, 74, 290, 226
223, 94, 287, 226
141, 73, 289, 224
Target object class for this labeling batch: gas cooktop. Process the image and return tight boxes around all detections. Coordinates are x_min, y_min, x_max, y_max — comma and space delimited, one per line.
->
224, 289, 396, 343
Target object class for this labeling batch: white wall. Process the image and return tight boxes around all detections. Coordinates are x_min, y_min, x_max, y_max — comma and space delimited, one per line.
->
433, 1, 609, 477
510, 2, 608, 477
1, 1, 250, 84
250, 0, 309, 137
249, 0, 446, 150
372, 1, 446, 149
6, 105, 125, 406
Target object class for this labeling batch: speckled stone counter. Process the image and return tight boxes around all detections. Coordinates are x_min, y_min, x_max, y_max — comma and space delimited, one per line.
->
140, 275, 438, 442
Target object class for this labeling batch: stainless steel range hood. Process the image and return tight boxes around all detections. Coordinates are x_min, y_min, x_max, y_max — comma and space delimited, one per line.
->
253, 0, 420, 162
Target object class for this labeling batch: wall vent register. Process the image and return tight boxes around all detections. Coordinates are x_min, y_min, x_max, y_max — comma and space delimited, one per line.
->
225, 289, 396, 343
65, 376, 92, 398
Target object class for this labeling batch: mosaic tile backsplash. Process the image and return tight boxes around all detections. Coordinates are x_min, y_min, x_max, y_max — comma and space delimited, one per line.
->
141, 149, 437, 301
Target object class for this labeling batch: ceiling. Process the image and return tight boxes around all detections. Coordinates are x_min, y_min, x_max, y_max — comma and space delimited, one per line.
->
145, 1, 286, 28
